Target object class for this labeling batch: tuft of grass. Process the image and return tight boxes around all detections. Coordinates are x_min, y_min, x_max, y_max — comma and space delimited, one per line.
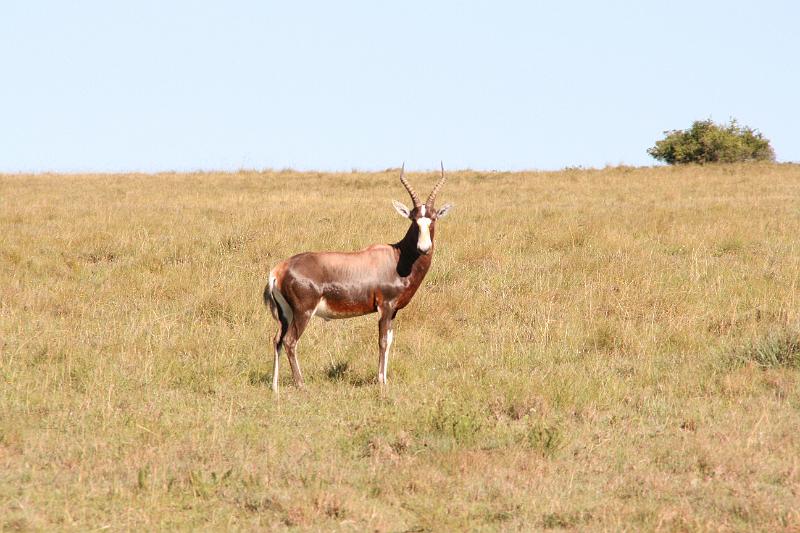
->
525, 420, 564, 457
736, 327, 800, 369
325, 361, 350, 381
713, 237, 745, 257
427, 400, 484, 446
541, 510, 593, 529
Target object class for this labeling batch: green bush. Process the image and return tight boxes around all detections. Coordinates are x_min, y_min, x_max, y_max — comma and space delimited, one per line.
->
648, 119, 775, 165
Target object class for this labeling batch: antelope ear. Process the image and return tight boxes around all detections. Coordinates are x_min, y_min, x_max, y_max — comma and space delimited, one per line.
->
436, 203, 453, 218
392, 200, 411, 218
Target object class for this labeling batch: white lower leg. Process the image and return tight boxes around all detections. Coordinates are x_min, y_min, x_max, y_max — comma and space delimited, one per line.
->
272, 348, 280, 392
381, 329, 393, 384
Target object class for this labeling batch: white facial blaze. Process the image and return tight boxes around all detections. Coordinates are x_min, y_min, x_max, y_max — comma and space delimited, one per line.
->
416, 217, 432, 252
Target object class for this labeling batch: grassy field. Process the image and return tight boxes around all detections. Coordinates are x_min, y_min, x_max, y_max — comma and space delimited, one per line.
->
2, 164, 800, 531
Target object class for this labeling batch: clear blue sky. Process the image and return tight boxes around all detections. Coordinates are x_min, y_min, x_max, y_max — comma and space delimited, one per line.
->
2, 1, 798, 172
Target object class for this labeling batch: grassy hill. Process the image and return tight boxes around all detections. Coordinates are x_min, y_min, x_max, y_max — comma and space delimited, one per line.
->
2, 164, 799, 530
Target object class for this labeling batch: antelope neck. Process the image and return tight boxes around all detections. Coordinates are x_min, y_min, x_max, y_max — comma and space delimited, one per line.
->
394, 219, 433, 277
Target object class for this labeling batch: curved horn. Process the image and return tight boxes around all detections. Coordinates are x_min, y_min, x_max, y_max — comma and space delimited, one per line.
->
399, 162, 421, 208
425, 161, 447, 209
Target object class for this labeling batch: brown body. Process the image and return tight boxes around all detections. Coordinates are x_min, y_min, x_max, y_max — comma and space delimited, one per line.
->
264, 165, 452, 392
275, 238, 432, 319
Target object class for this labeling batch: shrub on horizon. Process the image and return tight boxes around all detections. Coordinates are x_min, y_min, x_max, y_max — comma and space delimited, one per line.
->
648, 118, 775, 165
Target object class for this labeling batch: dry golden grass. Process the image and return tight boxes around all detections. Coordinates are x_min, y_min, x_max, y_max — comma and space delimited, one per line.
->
2, 163, 800, 531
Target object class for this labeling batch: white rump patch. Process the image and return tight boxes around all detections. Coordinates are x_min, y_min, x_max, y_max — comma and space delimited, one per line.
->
269, 270, 294, 325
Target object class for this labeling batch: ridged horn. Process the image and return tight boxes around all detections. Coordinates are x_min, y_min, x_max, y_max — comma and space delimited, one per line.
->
425, 162, 447, 209
399, 163, 421, 208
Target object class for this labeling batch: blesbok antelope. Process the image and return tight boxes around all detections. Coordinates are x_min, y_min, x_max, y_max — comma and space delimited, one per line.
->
264, 164, 453, 392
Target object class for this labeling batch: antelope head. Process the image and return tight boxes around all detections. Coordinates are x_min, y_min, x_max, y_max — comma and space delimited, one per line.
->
392, 163, 453, 255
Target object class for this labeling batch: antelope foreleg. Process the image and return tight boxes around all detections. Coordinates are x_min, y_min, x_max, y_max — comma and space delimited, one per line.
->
377, 311, 394, 384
